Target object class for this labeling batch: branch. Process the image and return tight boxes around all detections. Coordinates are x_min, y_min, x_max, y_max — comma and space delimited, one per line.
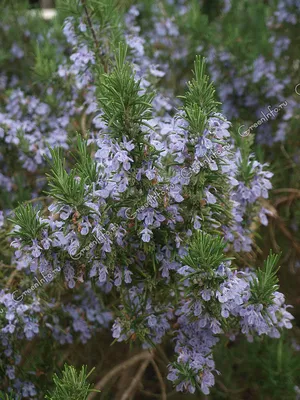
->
276, 217, 300, 256
79, 0, 108, 72
262, 199, 300, 256
273, 188, 300, 195
273, 194, 300, 208
24, 196, 48, 204
0, 262, 15, 269
120, 359, 151, 400
6, 269, 18, 287
80, 0, 100, 54
150, 359, 167, 400
87, 350, 153, 400
139, 389, 177, 398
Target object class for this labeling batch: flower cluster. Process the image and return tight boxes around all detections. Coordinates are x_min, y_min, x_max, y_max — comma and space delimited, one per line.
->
9, 49, 290, 398
164, 235, 293, 394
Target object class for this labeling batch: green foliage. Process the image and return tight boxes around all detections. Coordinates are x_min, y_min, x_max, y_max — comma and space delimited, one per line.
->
33, 43, 59, 82
233, 129, 256, 184
185, 0, 211, 41
219, 0, 270, 61
45, 364, 99, 400
57, 0, 122, 69
73, 135, 98, 185
259, 337, 300, 399
250, 250, 281, 307
8, 204, 47, 245
113, 297, 158, 346
0, 392, 21, 400
212, 335, 300, 400
202, 0, 223, 21
180, 56, 220, 135
57, 0, 82, 17
175, 56, 233, 232
182, 231, 233, 274
97, 43, 154, 138
88, 0, 122, 41
170, 361, 201, 392
45, 137, 99, 210
46, 147, 87, 209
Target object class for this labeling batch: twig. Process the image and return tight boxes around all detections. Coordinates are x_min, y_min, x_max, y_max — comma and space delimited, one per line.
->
19, 338, 39, 368
87, 350, 153, 400
150, 359, 167, 400
6, 269, 18, 287
139, 389, 177, 398
24, 196, 48, 204
80, 0, 99, 49
139, 389, 160, 398
273, 194, 300, 208
269, 220, 281, 253
263, 200, 300, 256
0, 262, 15, 269
273, 188, 300, 195
216, 379, 246, 394
114, 348, 138, 400
57, 348, 73, 368
120, 359, 151, 400
288, 250, 297, 274
80, 111, 88, 138
251, 241, 263, 256
276, 217, 300, 256
80, 0, 107, 72
155, 345, 170, 365
280, 143, 297, 168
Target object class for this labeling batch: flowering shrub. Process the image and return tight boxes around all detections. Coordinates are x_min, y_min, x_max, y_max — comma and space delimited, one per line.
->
0, 0, 299, 399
